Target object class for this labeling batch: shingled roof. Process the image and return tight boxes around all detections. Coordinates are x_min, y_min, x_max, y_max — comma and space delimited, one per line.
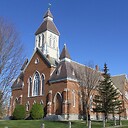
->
35, 9, 59, 35
11, 72, 24, 90
44, 9, 53, 18
49, 59, 101, 84
36, 48, 58, 67
50, 45, 101, 83
59, 44, 71, 60
111, 75, 127, 94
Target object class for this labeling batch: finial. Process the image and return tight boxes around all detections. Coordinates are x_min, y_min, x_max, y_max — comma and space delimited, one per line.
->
48, 3, 51, 9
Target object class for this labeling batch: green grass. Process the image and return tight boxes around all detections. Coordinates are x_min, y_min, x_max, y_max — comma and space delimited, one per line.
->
0, 120, 128, 128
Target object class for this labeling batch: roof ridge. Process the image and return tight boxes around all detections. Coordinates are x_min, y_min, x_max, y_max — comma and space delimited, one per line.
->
112, 74, 126, 77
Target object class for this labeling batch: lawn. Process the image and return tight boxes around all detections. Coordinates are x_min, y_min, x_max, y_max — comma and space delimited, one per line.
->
0, 120, 128, 128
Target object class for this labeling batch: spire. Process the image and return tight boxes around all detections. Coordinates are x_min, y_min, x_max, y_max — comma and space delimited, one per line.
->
44, 8, 53, 19
35, 9, 59, 35
59, 44, 71, 60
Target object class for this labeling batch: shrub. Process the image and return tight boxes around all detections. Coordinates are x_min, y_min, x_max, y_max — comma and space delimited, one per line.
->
30, 103, 44, 119
13, 105, 26, 120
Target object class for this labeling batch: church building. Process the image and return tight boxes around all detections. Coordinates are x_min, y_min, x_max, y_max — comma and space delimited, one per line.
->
10, 9, 128, 120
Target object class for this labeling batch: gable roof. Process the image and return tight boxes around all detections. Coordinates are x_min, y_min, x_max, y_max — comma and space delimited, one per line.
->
49, 60, 76, 83
21, 59, 28, 71
24, 48, 58, 72
50, 45, 101, 84
111, 74, 127, 93
49, 59, 101, 84
36, 48, 58, 67
12, 48, 58, 90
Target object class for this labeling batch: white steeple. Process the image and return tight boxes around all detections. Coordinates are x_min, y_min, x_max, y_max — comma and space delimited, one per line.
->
35, 9, 60, 60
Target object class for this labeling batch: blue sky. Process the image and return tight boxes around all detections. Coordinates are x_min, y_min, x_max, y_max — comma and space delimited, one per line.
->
0, 0, 128, 76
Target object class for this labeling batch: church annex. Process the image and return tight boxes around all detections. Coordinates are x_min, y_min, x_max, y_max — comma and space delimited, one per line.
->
10, 9, 128, 120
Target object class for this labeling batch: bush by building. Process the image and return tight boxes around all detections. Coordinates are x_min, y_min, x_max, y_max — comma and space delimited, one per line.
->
30, 103, 44, 119
13, 105, 26, 120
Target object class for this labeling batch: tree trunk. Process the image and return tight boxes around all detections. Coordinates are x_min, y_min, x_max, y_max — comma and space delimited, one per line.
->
103, 119, 105, 128
88, 120, 91, 128
103, 114, 106, 128
105, 113, 108, 122
86, 107, 88, 126
119, 114, 122, 126
114, 117, 116, 126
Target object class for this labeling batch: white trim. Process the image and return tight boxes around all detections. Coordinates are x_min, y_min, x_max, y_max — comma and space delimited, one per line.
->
41, 73, 45, 95
50, 68, 56, 76
20, 95, 22, 98
53, 92, 62, 114
33, 100, 36, 104
47, 101, 52, 105
60, 58, 71, 62
35, 58, 39, 64
72, 90, 75, 107
40, 100, 44, 105
64, 88, 68, 91
49, 90, 52, 94
53, 92, 62, 103
49, 77, 78, 83
22, 49, 37, 73
15, 97, 18, 101
27, 76, 32, 97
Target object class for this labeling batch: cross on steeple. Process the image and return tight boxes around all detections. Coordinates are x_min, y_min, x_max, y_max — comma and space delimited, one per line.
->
48, 3, 51, 9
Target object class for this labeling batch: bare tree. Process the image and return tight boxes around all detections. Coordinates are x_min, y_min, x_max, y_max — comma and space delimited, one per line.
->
0, 17, 24, 118
77, 62, 101, 126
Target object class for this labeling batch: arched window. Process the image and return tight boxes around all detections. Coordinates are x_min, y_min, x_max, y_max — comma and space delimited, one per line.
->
49, 34, 52, 46
42, 34, 44, 44
33, 72, 40, 96
72, 90, 75, 107
38, 36, 41, 47
42, 74, 45, 95
28, 77, 32, 97
53, 37, 56, 48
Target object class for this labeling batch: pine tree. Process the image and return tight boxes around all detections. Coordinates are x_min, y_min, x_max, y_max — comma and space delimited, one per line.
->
93, 63, 122, 121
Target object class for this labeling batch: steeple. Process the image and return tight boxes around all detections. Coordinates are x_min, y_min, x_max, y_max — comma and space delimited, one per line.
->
59, 44, 71, 60
34, 9, 60, 60
35, 9, 59, 35
44, 8, 53, 19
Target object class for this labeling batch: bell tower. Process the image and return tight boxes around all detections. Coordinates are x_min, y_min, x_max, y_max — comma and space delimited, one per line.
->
35, 9, 60, 60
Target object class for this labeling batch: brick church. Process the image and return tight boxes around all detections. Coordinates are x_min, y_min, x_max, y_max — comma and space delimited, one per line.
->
9, 9, 128, 120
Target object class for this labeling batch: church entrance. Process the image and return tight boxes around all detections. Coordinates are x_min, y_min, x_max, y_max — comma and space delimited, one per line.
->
54, 93, 62, 115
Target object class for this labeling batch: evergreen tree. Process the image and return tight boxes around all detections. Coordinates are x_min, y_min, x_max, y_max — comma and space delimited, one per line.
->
93, 63, 122, 121
30, 103, 44, 119
13, 105, 26, 120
